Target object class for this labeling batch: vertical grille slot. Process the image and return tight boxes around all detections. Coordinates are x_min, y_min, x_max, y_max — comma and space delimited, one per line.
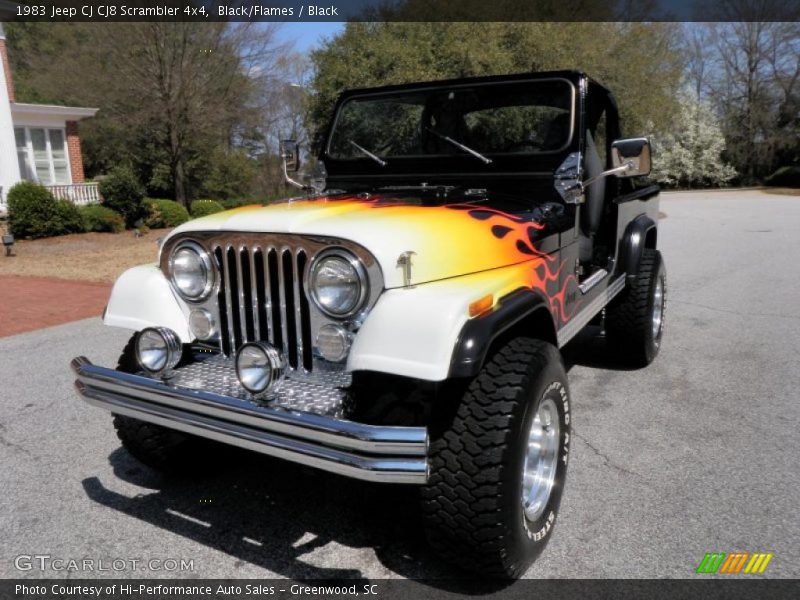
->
239, 249, 255, 342
282, 249, 299, 369
214, 247, 232, 355
297, 251, 313, 370
213, 240, 313, 373
226, 247, 243, 349
268, 248, 283, 352
253, 249, 268, 342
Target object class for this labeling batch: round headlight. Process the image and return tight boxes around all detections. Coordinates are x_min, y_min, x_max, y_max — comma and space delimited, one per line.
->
309, 250, 367, 318
136, 327, 181, 377
169, 241, 213, 301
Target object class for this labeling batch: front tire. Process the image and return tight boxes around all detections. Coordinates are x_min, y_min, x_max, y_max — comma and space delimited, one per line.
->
421, 337, 571, 578
112, 334, 224, 474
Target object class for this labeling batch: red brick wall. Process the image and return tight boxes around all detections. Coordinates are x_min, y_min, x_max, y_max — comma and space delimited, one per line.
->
66, 121, 85, 183
0, 38, 15, 103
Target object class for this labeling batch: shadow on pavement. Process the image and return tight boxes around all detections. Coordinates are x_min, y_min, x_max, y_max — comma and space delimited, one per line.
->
82, 447, 511, 592
561, 325, 643, 372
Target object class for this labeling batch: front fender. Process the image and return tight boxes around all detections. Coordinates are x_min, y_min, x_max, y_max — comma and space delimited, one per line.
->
103, 265, 192, 342
347, 262, 543, 381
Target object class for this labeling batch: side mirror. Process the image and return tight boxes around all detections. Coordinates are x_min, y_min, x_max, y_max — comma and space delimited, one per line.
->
611, 137, 651, 177
280, 139, 300, 173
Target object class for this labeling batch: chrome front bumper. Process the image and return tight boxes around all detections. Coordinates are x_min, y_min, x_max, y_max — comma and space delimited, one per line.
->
71, 357, 429, 484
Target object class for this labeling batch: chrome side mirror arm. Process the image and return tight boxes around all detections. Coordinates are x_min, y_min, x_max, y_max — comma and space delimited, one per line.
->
281, 158, 312, 192
580, 161, 635, 190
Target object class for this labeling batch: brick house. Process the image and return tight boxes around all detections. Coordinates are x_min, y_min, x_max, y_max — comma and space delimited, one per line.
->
0, 23, 98, 214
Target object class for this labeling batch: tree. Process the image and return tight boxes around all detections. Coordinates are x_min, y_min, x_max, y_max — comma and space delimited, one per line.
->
701, 13, 800, 182
650, 91, 737, 188
5, 22, 292, 205
309, 22, 684, 145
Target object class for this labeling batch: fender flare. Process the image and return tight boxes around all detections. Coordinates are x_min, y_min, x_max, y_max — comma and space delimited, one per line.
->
619, 214, 657, 282
103, 264, 192, 342
448, 288, 557, 379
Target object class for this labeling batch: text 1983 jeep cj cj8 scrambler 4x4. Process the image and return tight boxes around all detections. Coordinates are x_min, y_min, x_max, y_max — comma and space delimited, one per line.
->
72, 71, 666, 577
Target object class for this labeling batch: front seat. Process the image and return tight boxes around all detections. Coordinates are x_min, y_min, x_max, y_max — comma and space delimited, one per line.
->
580, 131, 605, 263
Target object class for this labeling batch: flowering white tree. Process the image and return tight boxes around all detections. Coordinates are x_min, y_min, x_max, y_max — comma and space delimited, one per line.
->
651, 91, 737, 188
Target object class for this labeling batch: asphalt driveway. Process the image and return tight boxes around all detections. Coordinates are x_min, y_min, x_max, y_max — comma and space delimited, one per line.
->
0, 190, 798, 580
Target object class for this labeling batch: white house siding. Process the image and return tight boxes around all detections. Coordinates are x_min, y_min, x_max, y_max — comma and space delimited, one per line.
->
0, 27, 19, 213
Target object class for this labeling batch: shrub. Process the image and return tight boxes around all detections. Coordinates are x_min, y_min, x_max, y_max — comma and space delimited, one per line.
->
219, 198, 255, 210
79, 204, 125, 233
764, 166, 800, 187
144, 199, 190, 228
98, 166, 146, 226
650, 91, 737, 188
7, 181, 63, 238
190, 199, 225, 218
55, 200, 86, 234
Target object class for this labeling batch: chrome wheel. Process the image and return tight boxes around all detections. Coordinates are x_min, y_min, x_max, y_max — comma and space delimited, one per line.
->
652, 275, 665, 340
521, 397, 560, 522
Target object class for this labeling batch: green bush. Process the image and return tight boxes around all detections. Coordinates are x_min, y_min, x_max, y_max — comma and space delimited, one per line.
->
190, 199, 225, 218
7, 181, 63, 238
764, 166, 800, 187
79, 204, 125, 233
55, 200, 85, 234
144, 199, 190, 228
98, 166, 146, 226
219, 198, 255, 210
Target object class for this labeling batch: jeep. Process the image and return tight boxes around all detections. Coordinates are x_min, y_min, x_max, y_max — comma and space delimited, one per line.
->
72, 71, 666, 577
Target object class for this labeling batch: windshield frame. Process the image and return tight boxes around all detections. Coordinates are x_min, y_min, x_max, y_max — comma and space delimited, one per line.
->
324, 76, 577, 162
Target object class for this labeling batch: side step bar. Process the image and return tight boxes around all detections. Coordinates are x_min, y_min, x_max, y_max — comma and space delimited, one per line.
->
72, 357, 428, 484
557, 275, 626, 348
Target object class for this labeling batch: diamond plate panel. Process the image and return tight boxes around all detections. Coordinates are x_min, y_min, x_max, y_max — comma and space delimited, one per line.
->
166, 355, 353, 418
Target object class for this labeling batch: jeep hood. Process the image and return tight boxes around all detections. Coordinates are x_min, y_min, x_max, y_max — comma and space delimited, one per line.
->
168, 195, 547, 289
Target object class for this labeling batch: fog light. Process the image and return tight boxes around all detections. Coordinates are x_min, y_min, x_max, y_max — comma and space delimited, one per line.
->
136, 327, 181, 377
189, 308, 217, 340
235, 342, 286, 397
316, 324, 352, 363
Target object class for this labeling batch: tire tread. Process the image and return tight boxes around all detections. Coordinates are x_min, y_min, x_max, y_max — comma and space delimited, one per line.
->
421, 337, 557, 577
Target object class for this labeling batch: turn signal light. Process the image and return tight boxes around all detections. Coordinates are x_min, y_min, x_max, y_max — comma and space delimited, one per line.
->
468, 294, 494, 317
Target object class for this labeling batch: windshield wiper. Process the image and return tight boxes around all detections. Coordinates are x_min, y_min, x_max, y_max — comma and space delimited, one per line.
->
349, 141, 388, 166
424, 127, 492, 165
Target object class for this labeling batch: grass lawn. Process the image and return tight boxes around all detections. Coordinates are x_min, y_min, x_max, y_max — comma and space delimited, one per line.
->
0, 228, 170, 283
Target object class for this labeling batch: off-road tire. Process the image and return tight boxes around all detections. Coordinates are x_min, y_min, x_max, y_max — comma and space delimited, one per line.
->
112, 334, 223, 473
606, 249, 666, 366
421, 338, 571, 578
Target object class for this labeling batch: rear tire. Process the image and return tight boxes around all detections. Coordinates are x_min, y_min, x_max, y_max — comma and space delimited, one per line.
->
421, 337, 571, 578
112, 334, 224, 474
606, 249, 666, 366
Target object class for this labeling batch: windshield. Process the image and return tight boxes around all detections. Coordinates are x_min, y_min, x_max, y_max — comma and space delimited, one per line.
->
327, 79, 574, 161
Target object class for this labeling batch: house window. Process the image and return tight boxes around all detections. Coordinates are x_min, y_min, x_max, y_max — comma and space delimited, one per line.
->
14, 127, 71, 185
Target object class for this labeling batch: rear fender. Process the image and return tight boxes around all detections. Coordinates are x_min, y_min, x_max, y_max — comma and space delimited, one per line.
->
620, 214, 657, 282
103, 265, 192, 342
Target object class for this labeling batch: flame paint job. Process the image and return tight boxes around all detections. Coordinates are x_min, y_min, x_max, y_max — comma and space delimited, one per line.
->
168, 194, 581, 326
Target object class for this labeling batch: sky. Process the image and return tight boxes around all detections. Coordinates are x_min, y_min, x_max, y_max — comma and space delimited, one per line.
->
276, 22, 346, 53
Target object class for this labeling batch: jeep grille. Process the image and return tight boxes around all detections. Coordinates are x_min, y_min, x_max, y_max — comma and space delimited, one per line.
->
213, 243, 313, 371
